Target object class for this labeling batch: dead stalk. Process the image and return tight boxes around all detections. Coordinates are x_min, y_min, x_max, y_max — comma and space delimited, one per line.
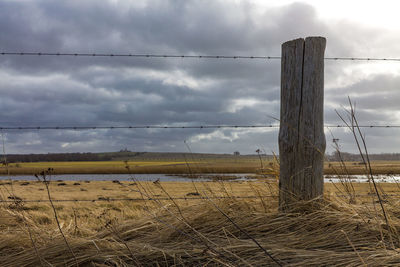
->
341, 230, 367, 266
24, 217, 45, 267
336, 97, 395, 247
36, 170, 79, 266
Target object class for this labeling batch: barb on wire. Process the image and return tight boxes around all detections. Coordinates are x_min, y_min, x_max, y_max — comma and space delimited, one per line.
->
2, 52, 400, 62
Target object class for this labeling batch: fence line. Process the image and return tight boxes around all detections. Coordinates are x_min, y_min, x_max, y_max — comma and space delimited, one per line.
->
0, 124, 399, 131
2, 52, 400, 62
2, 193, 399, 204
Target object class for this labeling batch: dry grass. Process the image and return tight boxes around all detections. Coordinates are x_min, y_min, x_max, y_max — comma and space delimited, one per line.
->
1, 180, 400, 266
0, 160, 261, 175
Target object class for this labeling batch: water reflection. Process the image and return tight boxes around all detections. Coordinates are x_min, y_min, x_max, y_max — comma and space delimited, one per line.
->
0, 173, 399, 183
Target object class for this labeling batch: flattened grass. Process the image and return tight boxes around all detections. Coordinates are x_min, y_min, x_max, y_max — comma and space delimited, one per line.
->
2, 181, 400, 265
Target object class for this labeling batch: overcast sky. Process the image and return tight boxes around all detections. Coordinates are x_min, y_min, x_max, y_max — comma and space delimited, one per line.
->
1, 0, 400, 155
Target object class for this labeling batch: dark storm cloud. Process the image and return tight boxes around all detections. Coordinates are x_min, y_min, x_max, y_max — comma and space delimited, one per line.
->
328, 74, 400, 111
0, 0, 397, 154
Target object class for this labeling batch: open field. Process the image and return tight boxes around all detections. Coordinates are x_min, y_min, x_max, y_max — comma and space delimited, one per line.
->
1, 159, 400, 175
0, 160, 261, 175
2, 180, 400, 265
1, 179, 400, 203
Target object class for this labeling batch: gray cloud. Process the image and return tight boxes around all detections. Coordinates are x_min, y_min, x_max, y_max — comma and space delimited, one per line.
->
0, 0, 398, 154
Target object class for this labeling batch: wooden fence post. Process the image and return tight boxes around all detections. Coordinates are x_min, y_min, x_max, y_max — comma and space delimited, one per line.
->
279, 37, 326, 210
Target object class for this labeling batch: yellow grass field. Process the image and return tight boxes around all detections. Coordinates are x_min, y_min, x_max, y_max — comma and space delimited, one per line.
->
1, 179, 398, 203
0, 161, 199, 175
0, 179, 396, 239
2, 179, 400, 265
1, 155, 400, 266
1, 159, 400, 175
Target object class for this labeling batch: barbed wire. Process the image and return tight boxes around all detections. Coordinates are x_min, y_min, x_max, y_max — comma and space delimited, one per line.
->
325, 125, 400, 128
2, 193, 400, 203
0, 124, 399, 131
0, 125, 277, 130
325, 57, 400, 62
0, 52, 279, 59
2, 52, 400, 62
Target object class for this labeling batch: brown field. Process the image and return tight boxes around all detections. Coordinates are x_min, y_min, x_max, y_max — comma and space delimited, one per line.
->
2, 179, 400, 266
325, 160, 400, 175
0, 159, 400, 175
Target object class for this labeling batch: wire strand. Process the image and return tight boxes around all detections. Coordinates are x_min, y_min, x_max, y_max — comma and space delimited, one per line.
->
3, 193, 400, 203
0, 125, 399, 131
0, 125, 278, 130
2, 52, 400, 61
0, 52, 280, 60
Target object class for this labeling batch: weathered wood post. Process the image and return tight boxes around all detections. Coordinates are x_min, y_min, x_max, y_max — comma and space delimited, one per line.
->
279, 37, 326, 210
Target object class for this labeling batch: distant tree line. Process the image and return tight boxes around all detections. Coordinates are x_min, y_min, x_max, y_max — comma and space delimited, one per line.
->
4, 150, 399, 163
0, 151, 275, 163
3, 153, 113, 163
